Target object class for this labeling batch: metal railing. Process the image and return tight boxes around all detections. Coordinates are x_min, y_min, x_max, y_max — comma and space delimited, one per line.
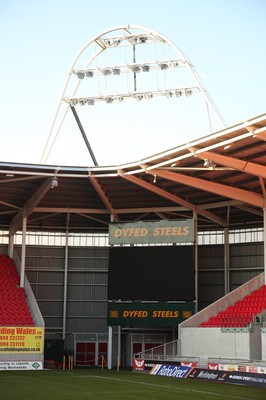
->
134, 339, 197, 365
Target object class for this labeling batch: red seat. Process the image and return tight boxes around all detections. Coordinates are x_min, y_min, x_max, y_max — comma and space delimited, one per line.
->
0, 255, 35, 327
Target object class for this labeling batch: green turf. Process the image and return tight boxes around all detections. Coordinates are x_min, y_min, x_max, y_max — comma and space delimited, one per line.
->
0, 369, 265, 400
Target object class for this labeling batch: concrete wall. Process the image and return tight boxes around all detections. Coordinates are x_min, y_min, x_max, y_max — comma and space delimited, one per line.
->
262, 329, 266, 361
250, 324, 262, 360
179, 273, 265, 361
180, 327, 251, 360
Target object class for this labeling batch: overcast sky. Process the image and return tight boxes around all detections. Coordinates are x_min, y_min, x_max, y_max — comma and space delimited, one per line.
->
0, 0, 265, 167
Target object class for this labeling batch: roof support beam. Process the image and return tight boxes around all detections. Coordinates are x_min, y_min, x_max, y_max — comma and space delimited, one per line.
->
259, 177, 266, 197
150, 169, 265, 209
75, 212, 109, 226
35, 207, 109, 214
89, 176, 118, 220
0, 200, 21, 210
235, 204, 263, 217
9, 177, 54, 235
194, 150, 266, 179
253, 126, 266, 141
119, 172, 227, 227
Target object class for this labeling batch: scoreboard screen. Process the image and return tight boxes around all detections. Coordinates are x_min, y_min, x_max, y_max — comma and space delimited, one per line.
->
108, 245, 194, 301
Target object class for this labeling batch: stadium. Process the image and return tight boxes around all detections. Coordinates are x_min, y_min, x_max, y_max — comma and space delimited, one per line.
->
0, 24, 266, 394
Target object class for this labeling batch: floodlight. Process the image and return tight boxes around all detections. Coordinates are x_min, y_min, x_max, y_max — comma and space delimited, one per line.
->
203, 159, 216, 169
44, 25, 227, 167
113, 68, 121, 75
102, 68, 112, 76
142, 64, 150, 72
145, 93, 153, 100
51, 177, 58, 188
77, 71, 85, 79
171, 61, 179, 68
134, 94, 144, 101
113, 38, 122, 46
139, 36, 147, 44
103, 38, 112, 47
69, 99, 79, 106
79, 99, 87, 106
116, 96, 124, 102
131, 36, 138, 44
85, 70, 94, 78
130, 65, 141, 73
165, 90, 173, 98
159, 63, 168, 70
105, 97, 114, 104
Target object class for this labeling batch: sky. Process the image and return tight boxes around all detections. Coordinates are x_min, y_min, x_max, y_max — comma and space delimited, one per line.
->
0, 0, 266, 167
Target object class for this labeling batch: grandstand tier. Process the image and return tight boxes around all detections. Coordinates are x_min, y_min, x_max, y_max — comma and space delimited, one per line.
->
0, 253, 34, 326
200, 285, 266, 328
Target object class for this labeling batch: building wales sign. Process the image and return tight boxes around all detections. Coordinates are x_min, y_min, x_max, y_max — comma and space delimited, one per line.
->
109, 219, 194, 245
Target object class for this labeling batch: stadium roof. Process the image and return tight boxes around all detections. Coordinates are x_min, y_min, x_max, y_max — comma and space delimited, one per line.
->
1, 113, 266, 234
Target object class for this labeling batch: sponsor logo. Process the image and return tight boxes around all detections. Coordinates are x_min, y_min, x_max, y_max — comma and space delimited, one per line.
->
150, 364, 190, 378
188, 368, 228, 382
181, 362, 197, 367
150, 364, 162, 375
208, 363, 219, 370
113, 226, 190, 239
121, 310, 179, 319
145, 362, 157, 368
109, 220, 194, 244
198, 371, 218, 380
109, 310, 119, 318
182, 311, 192, 318
249, 367, 257, 373
133, 359, 145, 371
226, 371, 266, 387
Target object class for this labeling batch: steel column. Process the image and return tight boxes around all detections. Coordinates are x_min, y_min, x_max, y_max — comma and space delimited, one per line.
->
20, 217, 27, 288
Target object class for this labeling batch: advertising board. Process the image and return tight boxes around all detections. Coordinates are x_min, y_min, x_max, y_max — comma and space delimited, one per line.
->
0, 326, 44, 353
0, 361, 43, 370
109, 219, 194, 245
108, 301, 194, 326
150, 364, 191, 378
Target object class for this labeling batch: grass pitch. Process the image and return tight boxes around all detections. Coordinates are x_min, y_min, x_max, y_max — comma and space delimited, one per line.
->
1, 368, 265, 400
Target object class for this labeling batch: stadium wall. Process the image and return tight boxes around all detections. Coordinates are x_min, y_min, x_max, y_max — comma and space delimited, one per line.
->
0, 240, 265, 366
262, 329, 266, 360
180, 326, 260, 360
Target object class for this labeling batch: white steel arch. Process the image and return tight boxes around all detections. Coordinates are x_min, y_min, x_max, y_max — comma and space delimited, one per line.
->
40, 24, 227, 165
